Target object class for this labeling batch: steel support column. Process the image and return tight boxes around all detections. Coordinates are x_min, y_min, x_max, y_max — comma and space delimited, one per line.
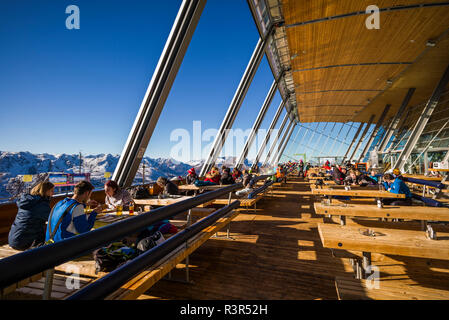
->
395, 64, 449, 171
349, 115, 375, 162
269, 118, 294, 165
251, 100, 285, 170
113, 0, 207, 188
341, 122, 364, 163
235, 80, 277, 169
378, 88, 415, 152
273, 122, 297, 165
263, 112, 289, 166
200, 35, 270, 177
357, 105, 391, 162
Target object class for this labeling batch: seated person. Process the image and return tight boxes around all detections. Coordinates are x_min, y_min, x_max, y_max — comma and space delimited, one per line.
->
8, 181, 55, 250
332, 166, 346, 185
276, 165, 286, 183
369, 169, 379, 183
382, 173, 413, 206
46, 181, 102, 243
252, 165, 260, 174
323, 160, 331, 171
344, 170, 361, 186
185, 168, 198, 185
232, 168, 242, 181
104, 180, 133, 210
220, 167, 235, 185
204, 167, 221, 184
156, 177, 179, 196
236, 170, 255, 197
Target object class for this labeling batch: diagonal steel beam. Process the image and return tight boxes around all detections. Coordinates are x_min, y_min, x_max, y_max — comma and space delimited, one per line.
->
113, 0, 207, 188
235, 80, 277, 169
357, 105, 391, 162
378, 88, 415, 152
200, 35, 270, 176
395, 64, 449, 171
349, 115, 375, 162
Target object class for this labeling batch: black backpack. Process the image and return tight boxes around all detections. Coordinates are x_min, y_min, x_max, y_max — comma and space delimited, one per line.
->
93, 242, 138, 274
127, 186, 151, 199
136, 231, 165, 254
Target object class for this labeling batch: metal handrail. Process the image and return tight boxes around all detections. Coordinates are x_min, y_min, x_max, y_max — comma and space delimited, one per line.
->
67, 200, 241, 300
0, 183, 243, 289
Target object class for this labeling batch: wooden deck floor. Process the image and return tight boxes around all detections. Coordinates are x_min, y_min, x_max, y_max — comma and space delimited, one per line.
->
139, 178, 449, 300
3, 177, 449, 300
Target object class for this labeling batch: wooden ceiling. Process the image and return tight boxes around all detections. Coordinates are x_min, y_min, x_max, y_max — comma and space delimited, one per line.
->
281, 0, 449, 123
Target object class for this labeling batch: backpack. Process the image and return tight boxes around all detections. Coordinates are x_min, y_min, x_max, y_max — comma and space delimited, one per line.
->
93, 242, 138, 274
136, 231, 165, 253
127, 186, 151, 199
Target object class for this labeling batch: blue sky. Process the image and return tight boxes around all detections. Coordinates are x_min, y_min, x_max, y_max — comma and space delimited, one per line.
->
0, 0, 284, 160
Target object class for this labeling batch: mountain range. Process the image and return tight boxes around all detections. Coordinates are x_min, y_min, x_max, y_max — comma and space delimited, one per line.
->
0, 151, 254, 200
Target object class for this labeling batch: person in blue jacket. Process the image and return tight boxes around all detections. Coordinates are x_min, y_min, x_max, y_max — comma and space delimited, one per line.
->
382, 173, 412, 206
8, 181, 55, 250
45, 180, 102, 243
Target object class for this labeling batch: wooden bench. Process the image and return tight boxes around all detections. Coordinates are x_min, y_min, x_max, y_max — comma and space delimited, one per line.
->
314, 202, 449, 229
318, 223, 449, 280
318, 223, 449, 260
334, 275, 449, 300
102, 209, 240, 300
0, 244, 105, 299
212, 195, 263, 213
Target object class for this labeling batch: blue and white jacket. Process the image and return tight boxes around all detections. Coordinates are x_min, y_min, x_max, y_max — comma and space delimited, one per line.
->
45, 198, 97, 242
383, 178, 412, 198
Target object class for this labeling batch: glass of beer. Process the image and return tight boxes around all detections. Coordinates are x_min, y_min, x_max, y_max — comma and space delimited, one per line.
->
85, 205, 91, 214
129, 203, 134, 215
116, 204, 123, 216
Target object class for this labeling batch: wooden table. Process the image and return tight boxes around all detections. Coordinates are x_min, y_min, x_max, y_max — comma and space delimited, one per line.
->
312, 189, 405, 199
178, 184, 224, 192
318, 223, 449, 280
133, 196, 213, 207
314, 202, 449, 230
318, 223, 449, 260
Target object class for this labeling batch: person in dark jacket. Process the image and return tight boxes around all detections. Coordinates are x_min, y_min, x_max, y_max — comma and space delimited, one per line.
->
220, 167, 235, 185
8, 181, 55, 250
156, 177, 179, 196
332, 166, 346, 185
185, 168, 198, 185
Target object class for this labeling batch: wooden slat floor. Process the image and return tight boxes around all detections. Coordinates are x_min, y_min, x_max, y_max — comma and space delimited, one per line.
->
139, 178, 449, 300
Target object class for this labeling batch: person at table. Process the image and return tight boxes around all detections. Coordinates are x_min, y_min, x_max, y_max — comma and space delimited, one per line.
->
8, 181, 55, 251
323, 160, 331, 171
204, 167, 221, 184
332, 165, 346, 185
276, 164, 286, 183
185, 167, 198, 185
232, 168, 242, 181
236, 170, 255, 197
156, 177, 179, 196
220, 167, 235, 185
104, 180, 133, 211
45, 181, 102, 243
344, 170, 361, 186
297, 160, 305, 178
382, 173, 413, 206
369, 169, 379, 183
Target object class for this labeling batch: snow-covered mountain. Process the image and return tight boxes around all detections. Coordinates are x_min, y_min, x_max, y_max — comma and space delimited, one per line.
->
0, 151, 197, 199
0, 151, 255, 200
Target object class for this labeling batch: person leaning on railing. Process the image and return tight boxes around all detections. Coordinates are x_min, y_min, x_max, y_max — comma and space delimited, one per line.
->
382, 173, 413, 206
45, 180, 102, 244
8, 181, 55, 250
104, 180, 133, 210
